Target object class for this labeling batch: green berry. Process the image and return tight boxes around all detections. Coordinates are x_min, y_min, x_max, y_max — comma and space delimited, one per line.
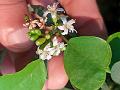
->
35, 38, 46, 46
34, 29, 41, 36
29, 29, 35, 34
28, 29, 42, 37
45, 34, 51, 40
30, 35, 39, 41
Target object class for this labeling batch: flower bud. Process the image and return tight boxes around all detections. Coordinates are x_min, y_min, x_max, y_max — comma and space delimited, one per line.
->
24, 15, 29, 22
34, 29, 42, 35
45, 34, 51, 40
35, 38, 46, 46
30, 35, 39, 41
29, 30, 35, 35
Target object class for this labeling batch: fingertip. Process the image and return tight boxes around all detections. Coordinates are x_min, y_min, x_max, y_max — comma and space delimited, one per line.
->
0, 28, 33, 53
0, 0, 33, 52
47, 54, 68, 89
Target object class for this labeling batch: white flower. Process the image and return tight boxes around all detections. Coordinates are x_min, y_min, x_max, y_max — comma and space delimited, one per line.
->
29, 20, 39, 29
36, 37, 66, 60
24, 18, 45, 30
23, 22, 30, 27
36, 44, 52, 60
43, 3, 64, 19
30, 19, 45, 29
58, 16, 77, 35
50, 37, 66, 56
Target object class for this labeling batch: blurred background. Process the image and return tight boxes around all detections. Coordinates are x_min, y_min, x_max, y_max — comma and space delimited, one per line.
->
97, 0, 120, 35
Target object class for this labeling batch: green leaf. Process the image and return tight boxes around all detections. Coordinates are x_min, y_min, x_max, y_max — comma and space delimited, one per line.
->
31, 5, 45, 17
111, 61, 120, 84
106, 67, 111, 73
46, 14, 54, 26
107, 32, 120, 67
0, 60, 46, 90
64, 36, 112, 90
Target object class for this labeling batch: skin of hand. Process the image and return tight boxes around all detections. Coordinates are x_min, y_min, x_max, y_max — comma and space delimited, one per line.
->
0, 0, 107, 90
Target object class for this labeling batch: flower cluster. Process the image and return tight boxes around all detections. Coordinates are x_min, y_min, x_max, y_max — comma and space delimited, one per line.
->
24, 2, 77, 60
36, 37, 66, 60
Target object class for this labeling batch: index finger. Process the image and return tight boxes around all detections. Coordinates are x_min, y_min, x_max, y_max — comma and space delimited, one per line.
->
59, 0, 107, 39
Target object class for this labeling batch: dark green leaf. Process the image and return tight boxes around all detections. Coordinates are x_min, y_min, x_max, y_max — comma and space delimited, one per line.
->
45, 14, 54, 26
31, 5, 45, 17
107, 32, 120, 67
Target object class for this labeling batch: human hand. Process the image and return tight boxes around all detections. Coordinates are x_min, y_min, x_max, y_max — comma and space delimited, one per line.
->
0, 0, 107, 90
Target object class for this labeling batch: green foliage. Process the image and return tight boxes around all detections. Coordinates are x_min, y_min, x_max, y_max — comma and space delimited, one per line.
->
0, 60, 46, 90
111, 61, 120, 85
107, 32, 120, 67
64, 36, 112, 90
31, 5, 45, 17
97, 0, 120, 34
46, 14, 54, 26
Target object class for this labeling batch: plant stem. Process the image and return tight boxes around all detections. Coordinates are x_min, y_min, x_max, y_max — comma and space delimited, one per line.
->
61, 35, 68, 43
44, 60, 48, 79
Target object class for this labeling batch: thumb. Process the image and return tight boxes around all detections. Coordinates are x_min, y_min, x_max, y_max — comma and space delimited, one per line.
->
47, 54, 68, 89
0, 0, 33, 52
59, 0, 107, 39
59, 0, 102, 26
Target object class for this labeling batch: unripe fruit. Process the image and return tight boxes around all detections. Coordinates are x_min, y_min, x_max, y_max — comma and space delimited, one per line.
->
30, 35, 39, 41
45, 34, 51, 40
35, 38, 46, 46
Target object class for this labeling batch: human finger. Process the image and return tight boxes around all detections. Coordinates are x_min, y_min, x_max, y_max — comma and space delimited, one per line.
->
0, 0, 33, 52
